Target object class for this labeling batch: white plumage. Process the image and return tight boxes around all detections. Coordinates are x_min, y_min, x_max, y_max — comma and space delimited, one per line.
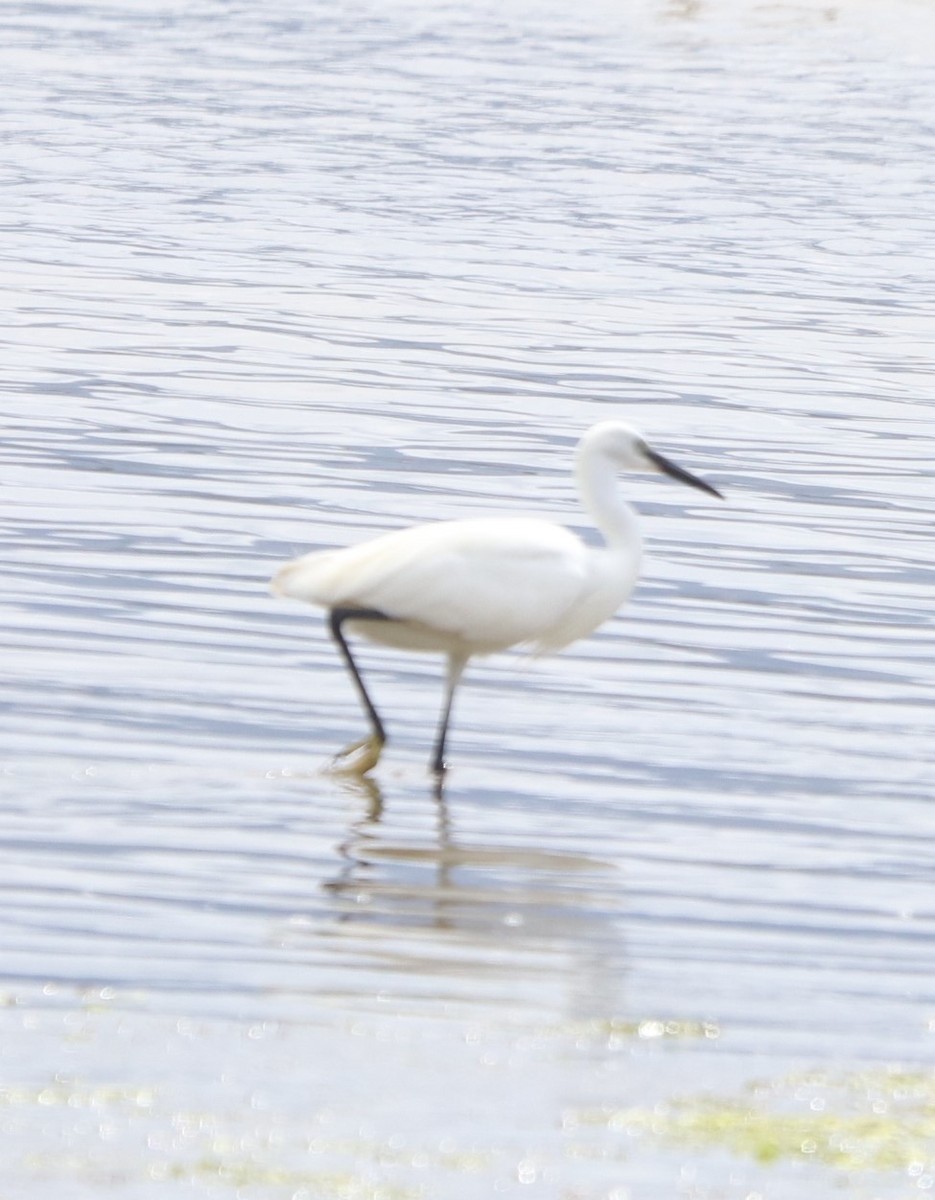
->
276, 518, 610, 653
273, 420, 721, 775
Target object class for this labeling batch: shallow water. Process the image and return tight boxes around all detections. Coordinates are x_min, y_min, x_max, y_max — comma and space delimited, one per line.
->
2, 0, 935, 1196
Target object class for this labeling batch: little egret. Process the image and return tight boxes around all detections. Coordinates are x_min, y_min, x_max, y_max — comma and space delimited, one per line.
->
272, 421, 722, 775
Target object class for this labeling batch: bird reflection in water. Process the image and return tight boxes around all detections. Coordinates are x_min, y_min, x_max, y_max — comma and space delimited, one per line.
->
319, 774, 628, 1026
324, 772, 459, 932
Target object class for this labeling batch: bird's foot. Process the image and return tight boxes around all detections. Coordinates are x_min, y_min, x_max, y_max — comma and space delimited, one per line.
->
328, 735, 385, 777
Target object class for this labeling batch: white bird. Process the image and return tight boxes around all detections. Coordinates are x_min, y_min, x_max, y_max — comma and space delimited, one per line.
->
272, 421, 722, 776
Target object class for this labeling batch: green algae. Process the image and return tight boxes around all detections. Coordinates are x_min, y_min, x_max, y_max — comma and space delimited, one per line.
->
5, 1078, 491, 1194
566, 1016, 720, 1042
571, 1068, 935, 1173
161, 1159, 421, 1199
7, 1066, 935, 1192
0, 1082, 157, 1111
25, 1154, 422, 1200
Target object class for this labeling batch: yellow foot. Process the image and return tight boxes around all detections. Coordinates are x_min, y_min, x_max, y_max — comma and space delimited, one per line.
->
327, 735, 384, 777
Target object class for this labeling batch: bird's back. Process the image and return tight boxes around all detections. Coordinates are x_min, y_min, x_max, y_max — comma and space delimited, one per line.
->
272, 517, 616, 653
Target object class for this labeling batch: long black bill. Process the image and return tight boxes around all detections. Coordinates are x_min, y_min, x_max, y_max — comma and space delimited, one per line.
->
644, 448, 723, 499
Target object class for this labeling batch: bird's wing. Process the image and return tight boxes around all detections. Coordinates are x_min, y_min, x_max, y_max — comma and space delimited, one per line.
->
274, 519, 591, 649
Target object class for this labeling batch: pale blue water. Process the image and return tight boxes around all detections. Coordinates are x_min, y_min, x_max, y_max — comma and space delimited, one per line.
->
2, 1, 934, 1196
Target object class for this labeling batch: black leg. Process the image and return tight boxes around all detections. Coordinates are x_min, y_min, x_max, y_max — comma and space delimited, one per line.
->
328, 607, 392, 745
430, 653, 467, 776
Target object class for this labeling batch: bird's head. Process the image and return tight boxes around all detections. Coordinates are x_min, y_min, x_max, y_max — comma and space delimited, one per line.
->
584, 420, 723, 499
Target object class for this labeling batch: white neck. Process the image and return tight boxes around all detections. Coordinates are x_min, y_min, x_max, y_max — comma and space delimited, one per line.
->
575, 436, 643, 554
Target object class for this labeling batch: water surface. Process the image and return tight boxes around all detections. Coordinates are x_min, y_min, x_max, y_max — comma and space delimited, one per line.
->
2, 0, 934, 1196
